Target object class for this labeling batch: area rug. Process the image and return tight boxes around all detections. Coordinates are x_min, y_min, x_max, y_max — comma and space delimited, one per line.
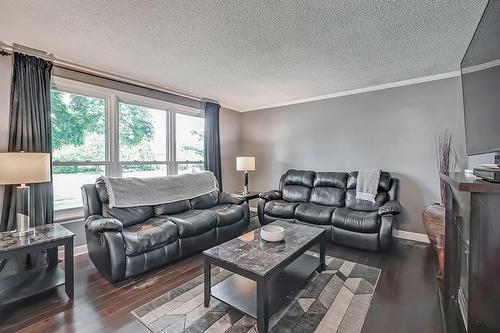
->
132, 254, 381, 333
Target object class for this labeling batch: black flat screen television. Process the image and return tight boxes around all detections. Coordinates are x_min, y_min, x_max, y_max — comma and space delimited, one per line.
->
461, 0, 500, 156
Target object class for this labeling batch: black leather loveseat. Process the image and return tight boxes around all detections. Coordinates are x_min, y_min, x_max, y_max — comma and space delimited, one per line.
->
81, 177, 250, 282
258, 169, 401, 251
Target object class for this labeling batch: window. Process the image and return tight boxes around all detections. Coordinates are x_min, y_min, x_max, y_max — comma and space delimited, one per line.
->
119, 102, 168, 177
50, 77, 205, 217
176, 113, 204, 174
51, 90, 107, 210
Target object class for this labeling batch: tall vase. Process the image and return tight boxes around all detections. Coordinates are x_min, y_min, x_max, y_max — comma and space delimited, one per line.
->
422, 203, 445, 280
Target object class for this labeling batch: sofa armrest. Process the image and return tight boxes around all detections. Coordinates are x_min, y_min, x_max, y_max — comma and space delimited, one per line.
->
259, 190, 282, 201
378, 200, 402, 216
218, 192, 245, 205
85, 215, 123, 232
85, 223, 126, 282
379, 214, 394, 251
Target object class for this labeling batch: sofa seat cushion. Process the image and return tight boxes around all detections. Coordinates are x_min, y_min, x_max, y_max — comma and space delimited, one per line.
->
167, 209, 217, 238
122, 217, 178, 256
209, 204, 245, 227
295, 203, 336, 225
332, 208, 380, 233
264, 200, 299, 219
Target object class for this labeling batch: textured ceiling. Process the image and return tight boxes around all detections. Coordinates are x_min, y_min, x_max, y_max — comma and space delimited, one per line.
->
0, 0, 489, 111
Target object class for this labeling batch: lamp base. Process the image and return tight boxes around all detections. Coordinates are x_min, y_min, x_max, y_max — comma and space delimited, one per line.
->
13, 186, 34, 238
242, 171, 249, 195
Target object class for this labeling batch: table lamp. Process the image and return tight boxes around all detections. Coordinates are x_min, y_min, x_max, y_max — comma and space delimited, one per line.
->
0, 152, 51, 237
236, 156, 255, 195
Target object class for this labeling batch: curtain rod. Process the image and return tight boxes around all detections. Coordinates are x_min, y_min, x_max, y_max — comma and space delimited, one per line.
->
0, 41, 214, 104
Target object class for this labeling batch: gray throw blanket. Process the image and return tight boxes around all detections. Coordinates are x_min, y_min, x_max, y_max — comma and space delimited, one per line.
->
103, 171, 218, 208
356, 169, 381, 203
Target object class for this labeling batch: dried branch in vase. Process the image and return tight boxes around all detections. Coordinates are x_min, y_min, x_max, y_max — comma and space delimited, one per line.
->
436, 129, 458, 205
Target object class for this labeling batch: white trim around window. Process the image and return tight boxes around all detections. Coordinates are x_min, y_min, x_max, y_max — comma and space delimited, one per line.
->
51, 76, 204, 221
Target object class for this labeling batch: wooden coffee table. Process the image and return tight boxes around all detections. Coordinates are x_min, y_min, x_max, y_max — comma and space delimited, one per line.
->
203, 220, 325, 332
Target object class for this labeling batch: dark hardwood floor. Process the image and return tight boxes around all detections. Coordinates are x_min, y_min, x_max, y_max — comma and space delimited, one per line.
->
0, 218, 443, 333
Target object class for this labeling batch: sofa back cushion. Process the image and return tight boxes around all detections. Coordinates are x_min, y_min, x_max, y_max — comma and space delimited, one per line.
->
346, 171, 392, 191
154, 200, 191, 216
96, 177, 153, 226
190, 190, 219, 209
95, 177, 110, 204
102, 205, 154, 227
310, 172, 348, 206
281, 170, 315, 202
345, 171, 391, 211
345, 190, 388, 211
277, 169, 395, 211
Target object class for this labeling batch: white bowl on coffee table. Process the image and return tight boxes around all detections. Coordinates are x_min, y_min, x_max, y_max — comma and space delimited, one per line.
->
260, 225, 285, 242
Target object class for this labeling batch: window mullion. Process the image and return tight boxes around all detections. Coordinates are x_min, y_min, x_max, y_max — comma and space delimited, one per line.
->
168, 108, 177, 175
109, 94, 120, 177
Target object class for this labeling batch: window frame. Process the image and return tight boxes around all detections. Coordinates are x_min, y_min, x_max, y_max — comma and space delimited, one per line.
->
51, 77, 204, 221
117, 99, 169, 177
174, 110, 205, 174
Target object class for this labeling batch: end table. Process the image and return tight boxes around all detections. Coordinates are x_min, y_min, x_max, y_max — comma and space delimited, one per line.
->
234, 191, 260, 203
0, 223, 75, 308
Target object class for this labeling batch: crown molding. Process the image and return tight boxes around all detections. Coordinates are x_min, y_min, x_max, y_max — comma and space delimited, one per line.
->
461, 58, 500, 74
241, 70, 461, 112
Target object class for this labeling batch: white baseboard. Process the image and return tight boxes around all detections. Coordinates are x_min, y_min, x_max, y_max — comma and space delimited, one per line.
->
58, 244, 88, 259
393, 229, 430, 244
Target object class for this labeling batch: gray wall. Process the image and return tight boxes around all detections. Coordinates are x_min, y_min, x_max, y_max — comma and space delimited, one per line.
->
241, 77, 467, 234
220, 108, 242, 193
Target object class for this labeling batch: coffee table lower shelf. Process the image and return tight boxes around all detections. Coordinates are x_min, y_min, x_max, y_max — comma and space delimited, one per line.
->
210, 253, 318, 318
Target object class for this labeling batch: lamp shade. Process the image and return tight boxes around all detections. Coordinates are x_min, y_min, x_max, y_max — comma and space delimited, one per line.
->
0, 152, 51, 185
236, 156, 255, 171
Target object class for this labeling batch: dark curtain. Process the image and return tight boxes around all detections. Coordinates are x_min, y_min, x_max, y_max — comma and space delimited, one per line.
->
0, 53, 53, 273
203, 101, 223, 190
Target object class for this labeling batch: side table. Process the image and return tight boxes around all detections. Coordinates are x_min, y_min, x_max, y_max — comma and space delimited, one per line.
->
234, 191, 260, 203
0, 223, 75, 308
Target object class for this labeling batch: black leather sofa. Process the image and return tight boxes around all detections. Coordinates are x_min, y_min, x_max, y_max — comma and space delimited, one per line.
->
81, 177, 250, 282
258, 170, 401, 251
